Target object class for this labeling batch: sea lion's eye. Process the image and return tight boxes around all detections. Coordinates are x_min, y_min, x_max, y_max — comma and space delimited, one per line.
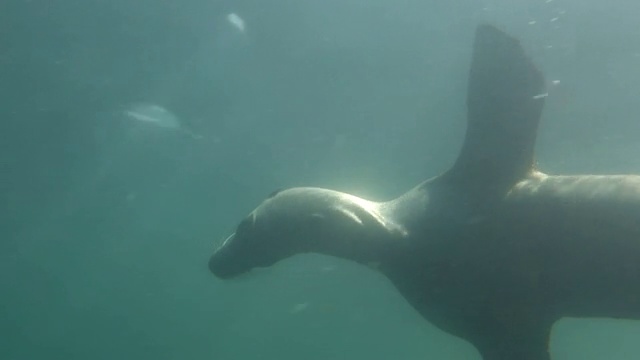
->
236, 218, 250, 234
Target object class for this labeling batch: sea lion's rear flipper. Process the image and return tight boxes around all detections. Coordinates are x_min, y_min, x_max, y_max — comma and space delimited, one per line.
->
445, 24, 546, 196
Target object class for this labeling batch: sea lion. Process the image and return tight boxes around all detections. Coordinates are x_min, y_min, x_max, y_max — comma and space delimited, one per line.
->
208, 24, 640, 360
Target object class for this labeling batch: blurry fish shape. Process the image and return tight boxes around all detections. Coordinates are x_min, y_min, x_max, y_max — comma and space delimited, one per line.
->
124, 103, 202, 139
227, 13, 246, 33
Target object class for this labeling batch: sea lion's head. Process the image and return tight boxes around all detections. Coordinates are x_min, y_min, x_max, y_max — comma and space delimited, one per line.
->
208, 187, 396, 279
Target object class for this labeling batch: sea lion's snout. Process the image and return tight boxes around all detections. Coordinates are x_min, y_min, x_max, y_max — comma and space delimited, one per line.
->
208, 234, 248, 279
208, 254, 241, 279
208, 229, 277, 279
208, 254, 225, 277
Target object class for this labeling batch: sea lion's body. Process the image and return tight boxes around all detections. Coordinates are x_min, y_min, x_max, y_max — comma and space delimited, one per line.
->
377, 172, 640, 359
207, 25, 640, 360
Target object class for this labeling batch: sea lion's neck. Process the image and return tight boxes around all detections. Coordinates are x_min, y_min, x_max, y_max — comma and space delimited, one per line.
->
299, 190, 407, 267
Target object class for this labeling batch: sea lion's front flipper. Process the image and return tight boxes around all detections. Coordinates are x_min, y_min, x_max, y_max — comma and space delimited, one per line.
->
445, 24, 546, 196
471, 318, 553, 360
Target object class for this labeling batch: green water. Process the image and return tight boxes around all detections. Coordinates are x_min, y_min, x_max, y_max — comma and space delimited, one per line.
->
3, 0, 640, 359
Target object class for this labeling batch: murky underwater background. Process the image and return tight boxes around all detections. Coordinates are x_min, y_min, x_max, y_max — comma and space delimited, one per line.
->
2, 0, 640, 359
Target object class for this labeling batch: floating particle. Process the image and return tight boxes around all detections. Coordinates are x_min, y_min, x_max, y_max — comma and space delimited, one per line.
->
124, 103, 202, 139
227, 13, 246, 32
533, 93, 549, 100
125, 103, 180, 129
